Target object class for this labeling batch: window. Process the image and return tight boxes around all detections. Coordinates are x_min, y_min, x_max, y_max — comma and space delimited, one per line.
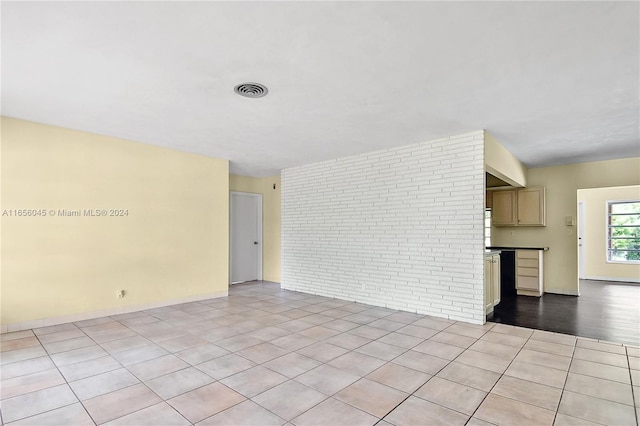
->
485, 209, 492, 247
607, 201, 640, 262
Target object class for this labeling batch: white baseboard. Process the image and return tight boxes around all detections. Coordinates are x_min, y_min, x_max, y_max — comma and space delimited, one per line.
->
544, 288, 580, 296
1, 290, 228, 334
584, 276, 640, 284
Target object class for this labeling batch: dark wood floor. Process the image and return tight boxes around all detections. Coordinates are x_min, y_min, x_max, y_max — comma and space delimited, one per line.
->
489, 279, 640, 346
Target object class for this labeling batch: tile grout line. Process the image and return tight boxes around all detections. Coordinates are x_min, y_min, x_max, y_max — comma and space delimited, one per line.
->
374, 321, 495, 425
41, 313, 194, 425
249, 285, 636, 423
440, 323, 503, 425
2, 283, 635, 426
552, 333, 578, 426
236, 286, 490, 424
215, 286, 340, 425
105, 313, 222, 424
28, 329, 98, 426
462, 325, 566, 424
104, 289, 346, 425
52, 317, 167, 425
301, 317, 433, 422
74, 311, 157, 418
102, 297, 264, 425
109, 301, 268, 426
214, 306, 399, 423
222, 301, 422, 424
283, 296, 404, 423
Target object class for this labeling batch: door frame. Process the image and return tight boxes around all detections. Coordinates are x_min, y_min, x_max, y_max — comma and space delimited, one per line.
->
578, 201, 586, 280
230, 191, 263, 284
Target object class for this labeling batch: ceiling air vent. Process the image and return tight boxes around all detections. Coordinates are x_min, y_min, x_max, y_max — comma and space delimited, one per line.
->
234, 82, 268, 98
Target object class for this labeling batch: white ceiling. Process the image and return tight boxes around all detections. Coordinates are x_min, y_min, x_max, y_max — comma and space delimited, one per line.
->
2, 1, 638, 176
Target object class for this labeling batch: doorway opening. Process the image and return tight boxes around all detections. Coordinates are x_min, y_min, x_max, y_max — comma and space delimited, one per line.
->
578, 201, 586, 280
230, 191, 263, 284
577, 186, 640, 286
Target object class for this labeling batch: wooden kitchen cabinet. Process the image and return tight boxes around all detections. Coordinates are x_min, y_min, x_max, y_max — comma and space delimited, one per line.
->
485, 253, 501, 315
484, 257, 492, 314
490, 187, 545, 227
516, 250, 543, 296
517, 187, 546, 226
491, 190, 517, 226
491, 255, 501, 307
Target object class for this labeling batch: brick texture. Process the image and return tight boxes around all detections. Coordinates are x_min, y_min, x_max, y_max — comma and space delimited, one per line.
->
281, 131, 486, 323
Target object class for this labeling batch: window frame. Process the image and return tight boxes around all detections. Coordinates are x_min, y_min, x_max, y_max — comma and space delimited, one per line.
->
606, 200, 640, 264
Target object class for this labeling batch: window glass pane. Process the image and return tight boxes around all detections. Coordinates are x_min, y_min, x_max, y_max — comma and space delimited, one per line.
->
611, 226, 640, 238
610, 250, 640, 261
610, 202, 640, 214
627, 251, 640, 261
608, 201, 640, 262
609, 250, 628, 262
610, 239, 639, 249
610, 215, 640, 226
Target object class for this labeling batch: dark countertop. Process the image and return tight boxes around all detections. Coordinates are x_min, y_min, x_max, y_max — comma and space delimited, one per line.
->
487, 246, 549, 251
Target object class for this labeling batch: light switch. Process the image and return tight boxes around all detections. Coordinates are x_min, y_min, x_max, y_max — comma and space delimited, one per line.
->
565, 216, 576, 226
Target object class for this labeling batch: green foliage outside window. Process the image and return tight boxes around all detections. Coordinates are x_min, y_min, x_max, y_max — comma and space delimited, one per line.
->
608, 201, 640, 262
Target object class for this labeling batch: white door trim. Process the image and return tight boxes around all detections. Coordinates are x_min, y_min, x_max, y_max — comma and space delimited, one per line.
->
230, 191, 263, 284
578, 201, 586, 280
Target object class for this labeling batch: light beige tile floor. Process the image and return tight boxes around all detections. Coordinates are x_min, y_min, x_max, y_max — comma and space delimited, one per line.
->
1, 281, 639, 425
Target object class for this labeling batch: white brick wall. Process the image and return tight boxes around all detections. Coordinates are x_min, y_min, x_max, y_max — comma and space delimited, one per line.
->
281, 131, 486, 323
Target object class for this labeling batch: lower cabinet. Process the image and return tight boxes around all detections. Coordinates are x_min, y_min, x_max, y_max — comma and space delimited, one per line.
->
492, 255, 501, 308
485, 253, 501, 315
516, 250, 543, 296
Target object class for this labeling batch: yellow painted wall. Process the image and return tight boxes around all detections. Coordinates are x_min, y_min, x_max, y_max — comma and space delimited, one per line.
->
1, 117, 229, 327
493, 157, 640, 294
484, 131, 527, 188
229, 174, 281, 282
578, 185, 640, 281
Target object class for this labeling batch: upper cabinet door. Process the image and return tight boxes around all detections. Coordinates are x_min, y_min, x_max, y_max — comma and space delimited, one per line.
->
490, 187, 546, 227
517, 187, 546, 226
492, 190, 517, 226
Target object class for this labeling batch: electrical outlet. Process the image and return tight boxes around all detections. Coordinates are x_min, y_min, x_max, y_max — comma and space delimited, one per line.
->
117, 290, 124, 298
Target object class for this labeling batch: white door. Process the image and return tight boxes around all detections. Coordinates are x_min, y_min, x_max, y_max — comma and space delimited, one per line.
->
578, 201, 586, 279
230, 192, 262, 284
